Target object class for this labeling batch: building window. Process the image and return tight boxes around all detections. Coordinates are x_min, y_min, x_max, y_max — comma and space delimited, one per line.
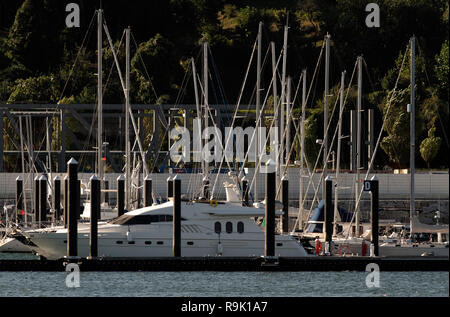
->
226, 222, 233, 233
237, 222, 244, 233
214, 222, 221, 234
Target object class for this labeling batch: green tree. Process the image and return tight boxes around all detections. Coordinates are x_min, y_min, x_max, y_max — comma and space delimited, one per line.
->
420, 126, 442, 169
6, 0, 62, 74
7, 74, 60, 104
4, 74, 61, 171
435, 40, 449, 101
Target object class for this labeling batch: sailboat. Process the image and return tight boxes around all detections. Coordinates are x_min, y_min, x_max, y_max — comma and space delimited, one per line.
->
300, 36, 448, 257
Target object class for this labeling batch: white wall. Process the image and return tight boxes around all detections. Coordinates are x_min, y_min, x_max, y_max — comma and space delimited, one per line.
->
0, 170, 448, 200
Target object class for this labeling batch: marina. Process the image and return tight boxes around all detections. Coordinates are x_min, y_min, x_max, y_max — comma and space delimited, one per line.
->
0, 1, 448, 301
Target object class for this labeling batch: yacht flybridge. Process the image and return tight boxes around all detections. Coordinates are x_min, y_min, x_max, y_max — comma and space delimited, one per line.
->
22, 195, 310, 260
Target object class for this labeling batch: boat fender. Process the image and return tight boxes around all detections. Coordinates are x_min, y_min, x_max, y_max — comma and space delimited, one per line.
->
210, 200, 218, 208
126, 230, 133, 242
361, 240, 368, 256
217, 241, 223, 256
315, 238, 322, 255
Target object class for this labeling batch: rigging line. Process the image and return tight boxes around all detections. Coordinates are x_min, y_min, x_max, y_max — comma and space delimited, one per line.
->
209, 37, 259, 197
416, 40, 449, 148
130, 32, 159, 102
103, 22, 126, 92
240, 41, 272, 129
208, 50, 232, 133
208, 38, 258, 182
416, 40, 432, 85
276, 69, 338, 204
58, 10, 97, 103
343, 42, 411, 239
254, 71, 305, 202
174, 57, 193, 107
103, 27, 151, 175
362, 57, 377, 96
274, 72, 304, 193
234, 47, 282, 177
244, 52, 286, 196
208, 45, 229, 106
32, 9, 97, 173
297, 79, 341, 228
195, 71, 235, 170
103, 28, 126, 99
293, 59, 358, 232
244, 41, 325, 200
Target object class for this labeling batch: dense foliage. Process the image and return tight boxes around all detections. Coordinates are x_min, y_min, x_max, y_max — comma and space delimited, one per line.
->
0, 0, 448, 171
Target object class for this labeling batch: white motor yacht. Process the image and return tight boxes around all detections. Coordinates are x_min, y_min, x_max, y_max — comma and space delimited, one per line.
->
22, 199, 310, 260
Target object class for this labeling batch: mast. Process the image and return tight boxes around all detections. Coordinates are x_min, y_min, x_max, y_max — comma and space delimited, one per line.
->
286, 76, 291, 163
255, 21, 262, 202
334, 71, 345, 236
97, 9, 103, 182
202, 42, 209, 182
323, 33, 330, 200
45, 115, 53, 211
19, 117, 26, 224
125, 27, 131, 210
271, 42, 280, 188
280, 25, 288, 168
355, 55, 362, 237
299, 69, 307, 230
410, 36, 415, 236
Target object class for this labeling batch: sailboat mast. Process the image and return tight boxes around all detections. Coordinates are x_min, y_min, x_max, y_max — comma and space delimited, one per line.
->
286, 76, 291, 163
299, 69, 306, 230
203, 42, 209, 181
410, 35, 416, 235
97, 9, 103, 182
355, 55, 362, 237
254, 21, 262, 202
125, 27, 131, 210
191, 58, 203, 176
323, 33, 330, 200
271, 42, 281, 191
334, 71, 345, 236
280, 25, 288, 168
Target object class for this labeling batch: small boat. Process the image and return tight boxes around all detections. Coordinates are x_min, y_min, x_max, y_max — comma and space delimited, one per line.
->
0, 235, 32, 253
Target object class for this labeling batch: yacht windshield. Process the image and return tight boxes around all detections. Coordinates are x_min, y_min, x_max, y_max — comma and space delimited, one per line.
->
108, 214, 185, 225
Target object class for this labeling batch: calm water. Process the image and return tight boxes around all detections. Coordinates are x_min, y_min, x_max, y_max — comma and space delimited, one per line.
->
0, 254, 448, 297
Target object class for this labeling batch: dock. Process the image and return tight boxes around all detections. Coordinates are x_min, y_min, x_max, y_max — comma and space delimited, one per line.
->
0, 256, 448, 272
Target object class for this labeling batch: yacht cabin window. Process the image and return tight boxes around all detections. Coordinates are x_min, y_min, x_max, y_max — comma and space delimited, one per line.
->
226, 222, 233, 233
109, 214, 186, 225
237, 221, 244, 233
214, 222, 221, 234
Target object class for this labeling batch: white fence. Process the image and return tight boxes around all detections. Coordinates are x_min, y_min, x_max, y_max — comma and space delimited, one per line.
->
0, 169, 448, 200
